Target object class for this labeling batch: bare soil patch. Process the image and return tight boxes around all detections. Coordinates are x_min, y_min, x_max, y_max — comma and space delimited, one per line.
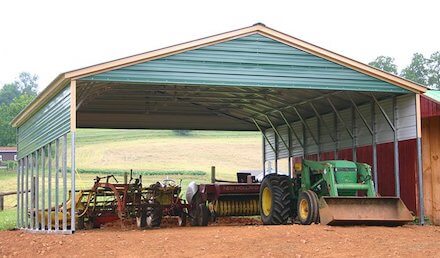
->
1, 222, 439, 257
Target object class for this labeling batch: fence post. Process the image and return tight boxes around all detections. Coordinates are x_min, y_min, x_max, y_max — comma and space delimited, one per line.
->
0, 195, 3, 211
211, 166, 216, 183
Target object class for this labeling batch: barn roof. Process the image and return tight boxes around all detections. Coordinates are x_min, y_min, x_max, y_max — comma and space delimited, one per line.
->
0, 147, 17, 152
424, 90, 440, 104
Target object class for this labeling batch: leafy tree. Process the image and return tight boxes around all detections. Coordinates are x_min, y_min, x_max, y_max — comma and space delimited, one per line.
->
400, 53, 429, 86
368, 56, 398, 74
427, 51, 440, 89
0, 72, 38, 106
0, 94, 35, 146
0, 83, 21, 105
15, 72, 38, 96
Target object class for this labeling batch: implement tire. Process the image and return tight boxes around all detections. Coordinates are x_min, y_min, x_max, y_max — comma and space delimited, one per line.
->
297, 190, 319, 225
147, 207, 163, 228
259, 174, 293, 225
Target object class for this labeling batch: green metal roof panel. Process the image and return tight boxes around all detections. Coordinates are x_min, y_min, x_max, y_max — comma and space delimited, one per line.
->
17, 85, 71, 159
424, 90, 440, 103
81, 34, 408, 93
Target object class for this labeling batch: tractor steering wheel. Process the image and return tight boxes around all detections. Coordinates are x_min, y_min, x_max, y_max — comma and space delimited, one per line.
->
163, 178, 176, 186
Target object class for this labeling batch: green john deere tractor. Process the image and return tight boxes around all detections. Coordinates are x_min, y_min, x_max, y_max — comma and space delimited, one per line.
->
259, 160, 413, 226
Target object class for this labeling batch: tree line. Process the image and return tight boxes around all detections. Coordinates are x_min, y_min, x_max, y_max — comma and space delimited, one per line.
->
0, 72, 38, 146
368, 51, 439, 89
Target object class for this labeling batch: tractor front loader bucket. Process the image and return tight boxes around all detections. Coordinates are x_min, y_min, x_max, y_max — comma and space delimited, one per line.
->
319, 197, 413, 226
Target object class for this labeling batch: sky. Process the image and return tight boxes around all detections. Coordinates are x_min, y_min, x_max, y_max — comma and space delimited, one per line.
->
0, 0, 439, 91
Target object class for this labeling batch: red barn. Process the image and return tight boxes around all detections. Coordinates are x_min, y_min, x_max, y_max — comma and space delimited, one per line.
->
0, 147, 17, 167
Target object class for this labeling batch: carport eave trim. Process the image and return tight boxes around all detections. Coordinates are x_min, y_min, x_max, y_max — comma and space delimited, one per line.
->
12, 23, 427, 127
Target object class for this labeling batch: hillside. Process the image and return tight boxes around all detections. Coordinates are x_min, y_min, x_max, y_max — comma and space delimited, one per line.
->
76, 129, 261, 181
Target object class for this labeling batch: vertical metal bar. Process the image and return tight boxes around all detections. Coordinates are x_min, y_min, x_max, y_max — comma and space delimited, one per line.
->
302, 123, 306, 159
55, 139, 60, 231
41, 147, 45, 230
62, 134, 67, 231
25, 156, 28, 228
372, 102, 378, 193
265, 116, 289, 151
35, 150, 39, 230
70, 80, 77, 233
16, 159, 20, 228
372, 94, 399, 196
288, 127, 292, 177
30, 153, 34, 230
328, 98, 354, 139
278, 111, 304, 148
334, 113, 338, 159
48, 142, 52, 231
350, 98, 373, 134
393, 97, 401, 197
352, 106, 357, 162
262, 135, 266, 177
21, 158, 24, 227
292, 107, 319, 147
372, 94, 396, 131
71, 132, 76, 232
252, 119, 276, 152
415, 94, 425, 225
317, 118, 321, 161
309, 102, 337, 143
15, 128, 20, 228
274, 133, 278, 174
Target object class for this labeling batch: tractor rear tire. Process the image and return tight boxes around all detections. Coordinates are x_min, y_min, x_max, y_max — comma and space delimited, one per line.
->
297, 190, 319, 225
147, 207, 163, 228
259, 174, 293, 225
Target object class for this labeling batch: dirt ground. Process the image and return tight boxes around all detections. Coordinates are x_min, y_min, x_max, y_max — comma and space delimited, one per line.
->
1, 219, 439, 258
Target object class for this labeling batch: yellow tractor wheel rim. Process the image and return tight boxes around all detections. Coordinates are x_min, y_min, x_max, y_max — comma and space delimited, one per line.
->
299, 199, 309, 219
262, 187, 272, 216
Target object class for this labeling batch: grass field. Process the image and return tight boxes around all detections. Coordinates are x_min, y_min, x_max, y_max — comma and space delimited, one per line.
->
0, 129, 261, 230
76, 129, 261, 181
0, 170, 17, 230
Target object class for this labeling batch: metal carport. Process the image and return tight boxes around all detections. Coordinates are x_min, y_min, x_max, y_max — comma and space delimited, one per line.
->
12, 23, 427, 233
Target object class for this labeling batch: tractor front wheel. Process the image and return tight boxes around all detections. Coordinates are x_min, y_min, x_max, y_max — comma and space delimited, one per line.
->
297, 190, 319, 225
259, 175, 292, 225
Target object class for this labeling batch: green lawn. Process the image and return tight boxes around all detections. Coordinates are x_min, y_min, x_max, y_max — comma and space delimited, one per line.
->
0, 209, 16, 231
0, 170, 18, 230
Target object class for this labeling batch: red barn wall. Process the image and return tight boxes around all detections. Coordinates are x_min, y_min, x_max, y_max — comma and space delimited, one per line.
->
421, 96, 440, 118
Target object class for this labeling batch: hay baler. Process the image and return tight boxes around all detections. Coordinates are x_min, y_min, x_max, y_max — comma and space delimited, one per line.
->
186, 175, 260, 226
260, 159, 413, 226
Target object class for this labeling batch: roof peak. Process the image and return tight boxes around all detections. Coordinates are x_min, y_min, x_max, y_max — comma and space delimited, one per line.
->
253, 22, 266, 27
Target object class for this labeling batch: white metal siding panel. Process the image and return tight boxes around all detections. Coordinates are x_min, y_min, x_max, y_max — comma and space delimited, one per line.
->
263, 94, 416, 161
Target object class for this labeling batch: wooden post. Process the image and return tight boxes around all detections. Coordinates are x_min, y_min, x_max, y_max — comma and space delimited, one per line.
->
124, 172, 128, 184
211, 166, 216, 183
0, 195, 3, 211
